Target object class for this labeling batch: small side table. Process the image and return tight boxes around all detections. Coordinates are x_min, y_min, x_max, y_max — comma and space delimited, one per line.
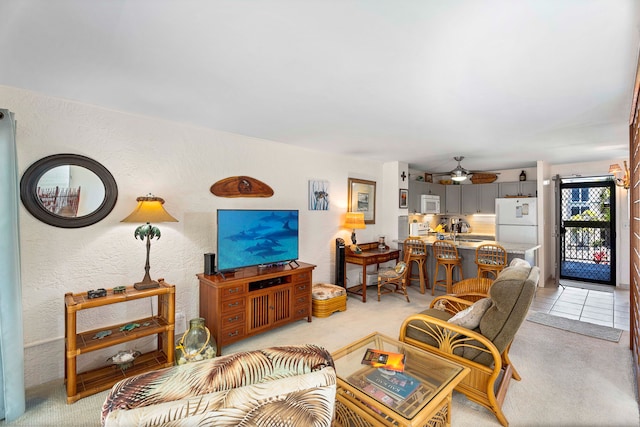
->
344, 242, 400, 302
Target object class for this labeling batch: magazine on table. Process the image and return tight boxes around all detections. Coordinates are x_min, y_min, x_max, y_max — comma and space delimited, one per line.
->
361, 348, 406, 372
365, 368, 420, 401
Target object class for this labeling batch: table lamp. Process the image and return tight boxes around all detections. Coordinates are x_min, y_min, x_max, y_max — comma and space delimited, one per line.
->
609, 161, 630, 189
345, 212, 366, 245
121, 194, 178, 290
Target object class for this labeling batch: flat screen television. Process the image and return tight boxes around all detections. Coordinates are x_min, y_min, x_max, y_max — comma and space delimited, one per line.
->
217, 209, 299, 272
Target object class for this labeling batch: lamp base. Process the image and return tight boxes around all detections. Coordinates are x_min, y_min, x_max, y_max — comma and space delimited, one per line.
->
134, 280, 160, 290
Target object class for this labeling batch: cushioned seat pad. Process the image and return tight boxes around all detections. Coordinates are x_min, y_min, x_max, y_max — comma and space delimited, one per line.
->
312, 283, 346, 300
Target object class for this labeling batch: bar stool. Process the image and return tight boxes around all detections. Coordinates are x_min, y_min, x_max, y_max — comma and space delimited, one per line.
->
475, 243, 507, 279
432, 240, 464, 295
403, 237, 429, 294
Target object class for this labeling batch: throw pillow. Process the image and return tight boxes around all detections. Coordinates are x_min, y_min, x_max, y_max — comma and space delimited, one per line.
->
447, 298, 492, 329
433, 299, 448, 311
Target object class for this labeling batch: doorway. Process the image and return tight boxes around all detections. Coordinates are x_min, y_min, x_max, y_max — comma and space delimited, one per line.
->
557, 179, 616, 285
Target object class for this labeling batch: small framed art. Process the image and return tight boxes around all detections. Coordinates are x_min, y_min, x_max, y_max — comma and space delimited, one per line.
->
399, 189, 408, 208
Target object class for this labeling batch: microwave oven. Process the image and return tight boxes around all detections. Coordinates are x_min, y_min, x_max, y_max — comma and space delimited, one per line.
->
420, 194, 440, 214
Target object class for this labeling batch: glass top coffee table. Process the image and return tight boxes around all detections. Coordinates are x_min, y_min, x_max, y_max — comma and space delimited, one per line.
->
332, 332, 469, 427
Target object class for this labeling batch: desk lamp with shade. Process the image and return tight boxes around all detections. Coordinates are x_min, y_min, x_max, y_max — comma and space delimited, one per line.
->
345, 212, 366, 252
121, 194, 178, 290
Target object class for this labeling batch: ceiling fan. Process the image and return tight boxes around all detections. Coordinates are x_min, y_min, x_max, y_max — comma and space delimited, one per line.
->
450, 156, 471, 182
448, 156, 499, 182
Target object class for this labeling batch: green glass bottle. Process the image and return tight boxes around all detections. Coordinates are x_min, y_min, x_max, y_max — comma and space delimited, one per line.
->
176, 317, 217, 365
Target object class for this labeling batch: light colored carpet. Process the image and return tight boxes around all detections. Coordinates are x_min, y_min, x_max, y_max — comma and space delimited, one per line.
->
527, 311, 623, 342
2, 285, 638, 426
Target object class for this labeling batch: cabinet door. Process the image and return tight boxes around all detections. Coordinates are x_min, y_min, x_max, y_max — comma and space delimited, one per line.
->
461, 185, 479, 214
426, 183, 446, 203
478, 183, 499, 213
408, 180, 424, 213
247, 287, 292, 333
520, 181, 537, 197
445, 186, 461, 214
499, 182, 520, 197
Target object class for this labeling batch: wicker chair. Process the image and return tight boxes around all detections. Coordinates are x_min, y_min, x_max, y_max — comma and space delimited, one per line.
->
404, 237, 429, 294
451, 277, 494, 302
399, 262, 539, 426
377, 248, 411, 302
475, 243, 507, 279
432, 240, 463, 295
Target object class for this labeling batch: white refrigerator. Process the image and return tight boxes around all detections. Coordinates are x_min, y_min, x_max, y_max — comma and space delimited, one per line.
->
495, 198, 538, 244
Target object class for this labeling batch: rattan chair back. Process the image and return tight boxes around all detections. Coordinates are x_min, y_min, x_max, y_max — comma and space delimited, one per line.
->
475, 243, 507, 279
432, 240, 463, 294
403, 238, 429, 293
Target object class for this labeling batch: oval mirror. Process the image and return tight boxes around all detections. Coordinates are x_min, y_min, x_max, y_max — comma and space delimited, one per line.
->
20, 154, 118, 228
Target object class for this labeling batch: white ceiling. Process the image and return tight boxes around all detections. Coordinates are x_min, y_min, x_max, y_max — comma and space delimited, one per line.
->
2, 1, 639, 174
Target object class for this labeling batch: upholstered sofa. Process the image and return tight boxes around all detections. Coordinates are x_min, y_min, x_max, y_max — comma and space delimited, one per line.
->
399, 259, 539, 426
101, 344, 336, 427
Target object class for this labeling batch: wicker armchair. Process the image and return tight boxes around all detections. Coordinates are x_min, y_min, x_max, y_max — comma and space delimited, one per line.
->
450, 277, 494, 302
399, 262, 539, 426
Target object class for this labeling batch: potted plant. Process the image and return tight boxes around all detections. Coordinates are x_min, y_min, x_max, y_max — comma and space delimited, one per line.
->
593, 250, 607, 264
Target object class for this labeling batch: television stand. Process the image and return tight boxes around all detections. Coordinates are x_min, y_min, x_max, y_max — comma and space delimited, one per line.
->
198, 261, 316, 356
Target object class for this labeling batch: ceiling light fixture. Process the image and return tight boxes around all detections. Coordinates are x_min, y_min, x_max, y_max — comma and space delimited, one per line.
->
609, 161, 630, 189
451, 156, 468, 182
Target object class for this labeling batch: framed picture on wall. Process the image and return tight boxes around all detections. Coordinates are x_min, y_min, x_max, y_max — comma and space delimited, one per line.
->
348, 178, 376, 224
308, 179, 329, 210
399, 189, 408, 208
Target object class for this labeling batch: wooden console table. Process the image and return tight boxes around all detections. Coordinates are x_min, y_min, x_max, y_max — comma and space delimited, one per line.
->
345, 242, 400, 303
198, 262, 315, 355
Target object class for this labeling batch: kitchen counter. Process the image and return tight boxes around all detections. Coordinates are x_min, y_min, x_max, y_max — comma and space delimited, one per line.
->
396, 236, 540, 282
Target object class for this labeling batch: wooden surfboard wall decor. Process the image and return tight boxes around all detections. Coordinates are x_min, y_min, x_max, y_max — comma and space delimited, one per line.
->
210, 176, 274, 198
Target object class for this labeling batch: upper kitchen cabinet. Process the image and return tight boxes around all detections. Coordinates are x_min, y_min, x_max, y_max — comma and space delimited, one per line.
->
499, 181, 537, 198
408, 180, 446, 213
444, 185, 461, 214
461, 183, 499, 214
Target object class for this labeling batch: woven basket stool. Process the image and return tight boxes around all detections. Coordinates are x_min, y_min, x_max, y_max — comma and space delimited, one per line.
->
312, 283, 347, 318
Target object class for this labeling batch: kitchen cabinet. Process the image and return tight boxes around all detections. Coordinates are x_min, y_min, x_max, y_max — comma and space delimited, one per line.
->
461, 183, 499, 214
408, 180, 446, 213
499, 181, 537, 198
444, 185, 461, 214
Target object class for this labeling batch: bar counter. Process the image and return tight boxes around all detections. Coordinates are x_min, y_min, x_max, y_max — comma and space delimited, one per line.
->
397, 235, 540, 284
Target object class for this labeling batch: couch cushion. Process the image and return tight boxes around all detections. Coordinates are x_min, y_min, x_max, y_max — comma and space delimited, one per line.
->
468, 265, 538, 365
312, 283, 346, 300
448, 298, 492, 329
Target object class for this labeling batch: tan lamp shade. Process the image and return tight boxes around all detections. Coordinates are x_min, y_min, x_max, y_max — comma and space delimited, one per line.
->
121, 196, 178, 224
345, 212, 366, 229
609, 164, 622, 174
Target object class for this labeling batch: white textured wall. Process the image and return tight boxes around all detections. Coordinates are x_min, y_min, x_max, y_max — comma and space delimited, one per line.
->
1, 86, 387, 388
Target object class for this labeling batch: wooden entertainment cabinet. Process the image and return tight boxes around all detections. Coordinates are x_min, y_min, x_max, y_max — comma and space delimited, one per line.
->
198, 262, 315, 356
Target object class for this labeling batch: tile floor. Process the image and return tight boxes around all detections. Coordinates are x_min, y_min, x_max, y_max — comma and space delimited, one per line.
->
532, 281, 630, 331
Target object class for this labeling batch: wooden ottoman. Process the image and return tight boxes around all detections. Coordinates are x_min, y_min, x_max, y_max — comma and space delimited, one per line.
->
312, 283, 347, 318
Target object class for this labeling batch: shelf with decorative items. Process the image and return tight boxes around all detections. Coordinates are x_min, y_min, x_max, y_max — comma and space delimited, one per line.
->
64, 280, 175, 404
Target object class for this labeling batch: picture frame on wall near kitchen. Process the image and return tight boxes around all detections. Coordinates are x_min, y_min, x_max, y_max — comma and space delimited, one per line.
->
348, 177, 376, 224
399, 189, 408, 208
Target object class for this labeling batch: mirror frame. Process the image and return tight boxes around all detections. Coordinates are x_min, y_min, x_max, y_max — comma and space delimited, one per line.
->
20, 154, 118, 228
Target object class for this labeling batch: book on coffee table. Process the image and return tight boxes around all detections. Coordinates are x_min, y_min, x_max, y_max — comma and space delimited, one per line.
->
365, 369, 420, 401
361, 348, 406, 372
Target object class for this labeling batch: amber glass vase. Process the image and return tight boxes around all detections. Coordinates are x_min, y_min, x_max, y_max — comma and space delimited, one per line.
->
175, 317, 217, 365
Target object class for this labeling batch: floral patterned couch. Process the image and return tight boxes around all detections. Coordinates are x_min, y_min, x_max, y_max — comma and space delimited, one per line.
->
101, 344, 336, 427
